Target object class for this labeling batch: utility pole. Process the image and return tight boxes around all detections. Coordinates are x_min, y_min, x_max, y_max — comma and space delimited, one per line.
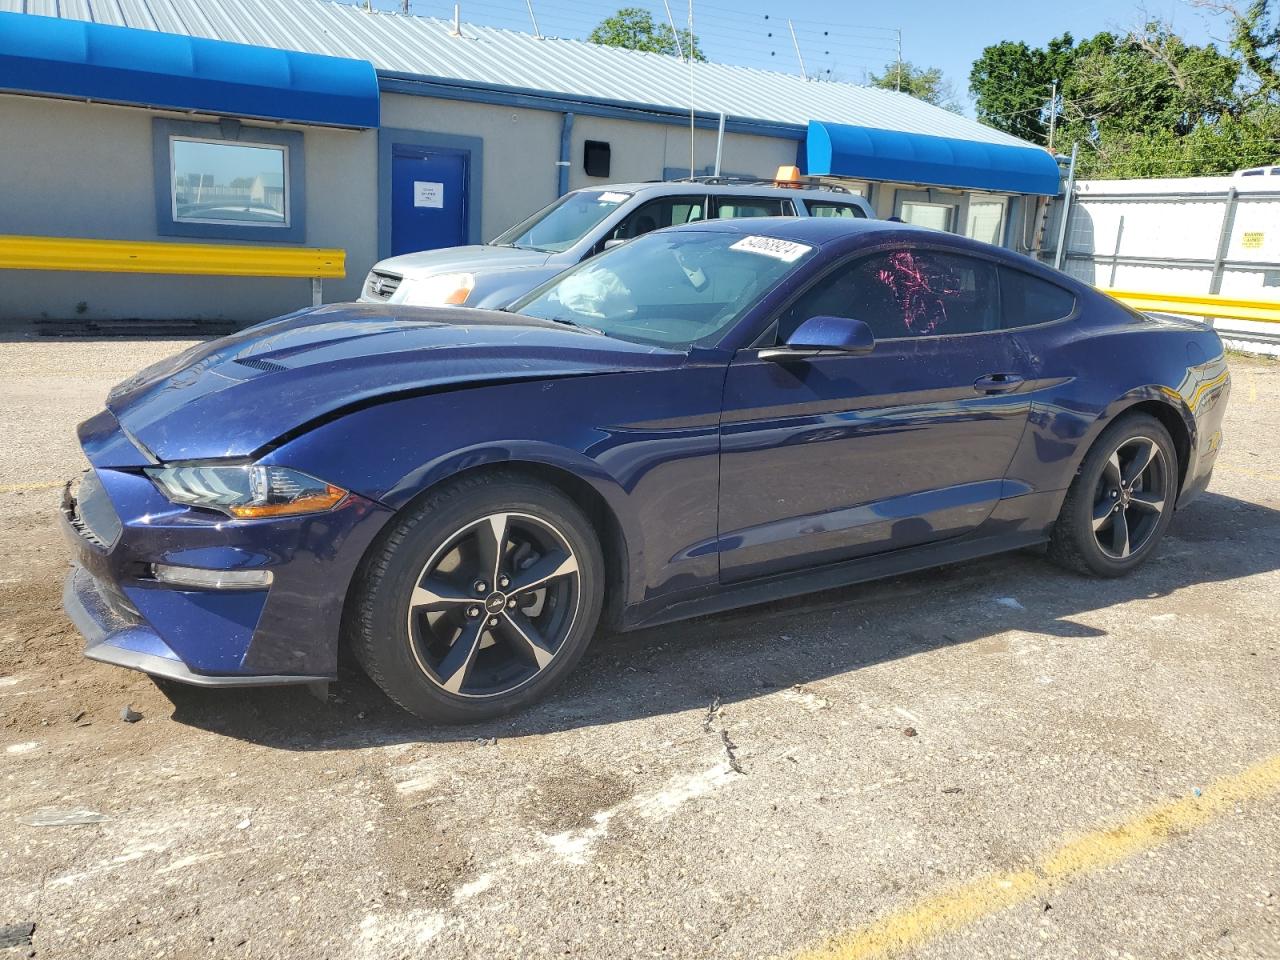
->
787, 19, 807, 81
1047, 80, 1058, 152
895, 29, 902, 92
524, 0, 541, 38
663, 0, 684, 61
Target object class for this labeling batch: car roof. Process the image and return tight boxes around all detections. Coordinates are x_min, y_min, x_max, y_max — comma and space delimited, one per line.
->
575, 181, 870, 202
659, 215, 1087, 285
668, 215, 912, 243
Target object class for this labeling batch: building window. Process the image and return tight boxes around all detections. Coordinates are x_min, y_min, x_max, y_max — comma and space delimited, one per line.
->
171, 138, 289, 227
153, 119, 305, 242
965, 200, 1006, 246
899, 201, 955, 232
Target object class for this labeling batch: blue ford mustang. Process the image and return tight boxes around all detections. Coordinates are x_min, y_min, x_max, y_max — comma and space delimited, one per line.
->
63, 218, 1231, 722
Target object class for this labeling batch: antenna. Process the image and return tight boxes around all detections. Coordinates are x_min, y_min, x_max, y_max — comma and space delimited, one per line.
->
787, 19, 807, 81
524, 0, 542, 38
688, 0, 696, 177
663, 0, 684, 62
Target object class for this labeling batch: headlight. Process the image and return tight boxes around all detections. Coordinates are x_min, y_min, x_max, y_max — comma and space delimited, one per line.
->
412, 272, 475, 306
145, 465, 347, 519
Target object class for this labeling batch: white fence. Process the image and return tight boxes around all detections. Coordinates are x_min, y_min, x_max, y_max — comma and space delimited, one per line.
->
1045, 175, 1280, 352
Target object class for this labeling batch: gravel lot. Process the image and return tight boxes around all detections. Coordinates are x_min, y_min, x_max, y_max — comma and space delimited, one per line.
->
1, 334, 1277, 960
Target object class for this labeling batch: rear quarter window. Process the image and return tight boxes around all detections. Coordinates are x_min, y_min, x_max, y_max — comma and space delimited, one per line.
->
999, 267, 1076, 328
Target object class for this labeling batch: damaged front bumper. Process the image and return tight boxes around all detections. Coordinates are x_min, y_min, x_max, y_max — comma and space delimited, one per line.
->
61, 410, 393, 686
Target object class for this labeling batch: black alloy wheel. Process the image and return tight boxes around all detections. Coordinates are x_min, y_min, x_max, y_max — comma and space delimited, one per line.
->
349, 471, 605, 723
1049, 412, 1178, 577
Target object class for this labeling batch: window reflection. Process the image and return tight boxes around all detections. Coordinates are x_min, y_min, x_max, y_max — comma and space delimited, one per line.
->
171, 139, 288, 226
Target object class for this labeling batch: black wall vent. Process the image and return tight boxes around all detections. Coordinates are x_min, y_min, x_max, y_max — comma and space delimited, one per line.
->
584, 140, 611, 178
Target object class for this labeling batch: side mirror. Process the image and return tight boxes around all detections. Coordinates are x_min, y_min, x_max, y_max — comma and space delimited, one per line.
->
759, 315, 875, 361
602, 238, 627, 250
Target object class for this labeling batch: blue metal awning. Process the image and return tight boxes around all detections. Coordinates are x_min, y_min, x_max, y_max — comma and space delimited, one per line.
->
804, 120, 1061, 197
0, 12, 379, 129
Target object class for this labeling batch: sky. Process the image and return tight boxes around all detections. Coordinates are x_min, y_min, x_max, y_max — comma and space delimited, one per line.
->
368, 0, 1228, 116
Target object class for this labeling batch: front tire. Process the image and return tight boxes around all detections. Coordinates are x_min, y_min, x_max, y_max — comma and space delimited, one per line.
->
1048, 412, 1178, 577
349, 471, 605, 723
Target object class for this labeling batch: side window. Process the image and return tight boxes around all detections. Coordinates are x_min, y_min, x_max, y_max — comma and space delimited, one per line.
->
805, 200, 867, 219
776, 249, 1000, 343
713, 196, 794, 219
605, 196, 705, 244
999, 267, 1076, 328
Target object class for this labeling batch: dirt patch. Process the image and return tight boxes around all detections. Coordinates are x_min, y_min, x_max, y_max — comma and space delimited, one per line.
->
523, 759, 635, 833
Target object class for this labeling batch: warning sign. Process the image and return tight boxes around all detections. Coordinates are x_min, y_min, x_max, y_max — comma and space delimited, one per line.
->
1242, 231, 1264, 249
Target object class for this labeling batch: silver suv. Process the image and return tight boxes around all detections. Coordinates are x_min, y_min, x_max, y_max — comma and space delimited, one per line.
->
359, 178, 874, 309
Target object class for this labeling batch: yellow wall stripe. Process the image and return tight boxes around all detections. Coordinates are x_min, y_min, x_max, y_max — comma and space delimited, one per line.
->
1102, 288, 1280, 324
0, 235, 344, 279
790, 754, 1280, 960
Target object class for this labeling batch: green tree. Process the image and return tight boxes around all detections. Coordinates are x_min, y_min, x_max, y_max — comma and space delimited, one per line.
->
969, 34, 1077, 143
869, 61, 960, 112
588, 7, 705, 61
1194, 0, 1280, 99
969, 18, 1280, 178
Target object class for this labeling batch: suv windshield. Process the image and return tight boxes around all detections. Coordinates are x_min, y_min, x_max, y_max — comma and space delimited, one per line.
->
512, 230, 815, 349
491, 190, 632, 253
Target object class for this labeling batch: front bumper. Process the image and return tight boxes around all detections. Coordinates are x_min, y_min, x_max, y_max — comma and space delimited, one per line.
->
62, 411, 394, 686
65, 567, 327, 687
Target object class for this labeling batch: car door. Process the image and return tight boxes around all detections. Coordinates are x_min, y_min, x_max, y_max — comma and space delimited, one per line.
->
595, 195, 708, 253
717, 246, 1035, 583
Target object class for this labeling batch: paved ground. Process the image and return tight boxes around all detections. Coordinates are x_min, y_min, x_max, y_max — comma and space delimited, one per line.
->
0, 334, 1277, 960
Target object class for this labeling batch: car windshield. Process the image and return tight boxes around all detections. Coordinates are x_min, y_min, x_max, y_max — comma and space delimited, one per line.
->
512, 230, 816, 348
491, 190, 632, 253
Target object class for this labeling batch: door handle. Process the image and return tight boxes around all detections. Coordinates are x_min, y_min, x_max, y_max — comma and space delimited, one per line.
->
973, 373, 1025, 394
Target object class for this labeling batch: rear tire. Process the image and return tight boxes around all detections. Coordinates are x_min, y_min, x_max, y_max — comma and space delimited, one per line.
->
1048, 413, 1178, 577
348, 471, 605, 723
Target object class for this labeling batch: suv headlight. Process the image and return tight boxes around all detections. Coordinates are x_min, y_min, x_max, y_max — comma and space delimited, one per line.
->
412, 272, 475, 306
145, 465, 347, 519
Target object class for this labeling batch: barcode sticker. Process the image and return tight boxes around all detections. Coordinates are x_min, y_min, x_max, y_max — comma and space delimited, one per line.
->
729, 236, 812, 262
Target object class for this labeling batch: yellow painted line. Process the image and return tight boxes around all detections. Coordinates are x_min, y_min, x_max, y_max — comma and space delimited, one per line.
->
0, 235, 345, 279
0, 481, 66, 494
790, 754, 1280, 960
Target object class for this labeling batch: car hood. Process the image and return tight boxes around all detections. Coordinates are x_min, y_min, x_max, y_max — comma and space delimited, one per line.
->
373, 244, 553, 276
104, 303, 682, 462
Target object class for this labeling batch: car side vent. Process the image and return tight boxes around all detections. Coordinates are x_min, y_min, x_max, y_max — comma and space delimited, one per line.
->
235, 357, 288, 373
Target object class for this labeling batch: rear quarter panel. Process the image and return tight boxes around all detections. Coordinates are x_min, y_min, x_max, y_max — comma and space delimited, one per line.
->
1007, 290, 1229, 515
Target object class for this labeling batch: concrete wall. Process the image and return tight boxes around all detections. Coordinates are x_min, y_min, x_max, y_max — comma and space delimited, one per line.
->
566, 115, 797, 190
0, 95, 378, 324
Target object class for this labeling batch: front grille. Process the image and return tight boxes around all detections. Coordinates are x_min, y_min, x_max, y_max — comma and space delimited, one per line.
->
65, 469, 122, 548
365, 270, 403, 301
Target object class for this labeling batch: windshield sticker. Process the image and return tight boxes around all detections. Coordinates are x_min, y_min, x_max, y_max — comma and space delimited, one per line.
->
597, 192, 631, 204
729, 236, 812, 262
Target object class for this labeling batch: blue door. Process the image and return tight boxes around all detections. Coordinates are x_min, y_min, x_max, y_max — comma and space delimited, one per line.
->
717, 248, 1034, 582
390, 144, 468, 255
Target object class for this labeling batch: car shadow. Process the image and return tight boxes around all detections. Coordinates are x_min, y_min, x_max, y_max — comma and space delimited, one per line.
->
160, 490, 1280, 749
